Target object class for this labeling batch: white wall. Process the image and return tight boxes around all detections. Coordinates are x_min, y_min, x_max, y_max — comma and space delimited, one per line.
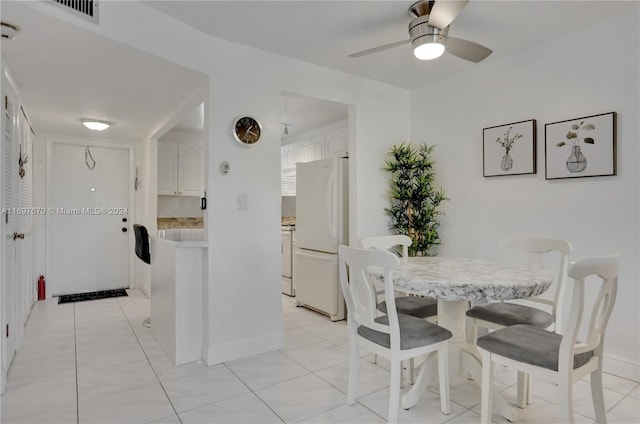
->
26, 1, 638, 379
157, 196, 201, 218
410, 12, 639, 379
43, 1, 410, 364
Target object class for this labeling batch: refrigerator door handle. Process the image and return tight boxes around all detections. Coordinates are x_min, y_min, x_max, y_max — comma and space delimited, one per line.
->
328, 170, 336, 238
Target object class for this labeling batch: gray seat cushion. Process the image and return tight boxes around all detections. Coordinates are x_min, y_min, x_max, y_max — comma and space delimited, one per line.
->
477, 324, 593, 371
377, 296, 438, 319
358, 314, 452, 350
466, 302, 554, 328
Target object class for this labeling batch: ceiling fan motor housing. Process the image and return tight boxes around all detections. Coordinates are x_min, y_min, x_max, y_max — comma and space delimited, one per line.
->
409, 15, 448, 49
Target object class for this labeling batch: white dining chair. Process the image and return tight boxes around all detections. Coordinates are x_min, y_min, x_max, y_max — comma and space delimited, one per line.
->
338, 245, 451, 423
362, 235, 438, 384
466, 236, 572, 406
477, 253, 619, 424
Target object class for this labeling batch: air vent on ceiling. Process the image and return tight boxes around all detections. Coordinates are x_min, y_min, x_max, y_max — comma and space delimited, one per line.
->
51, 0, 99, 24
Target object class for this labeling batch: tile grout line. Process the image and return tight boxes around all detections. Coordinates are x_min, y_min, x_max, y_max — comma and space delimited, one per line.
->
116, 296, 184, 424
222, 363, 287, 424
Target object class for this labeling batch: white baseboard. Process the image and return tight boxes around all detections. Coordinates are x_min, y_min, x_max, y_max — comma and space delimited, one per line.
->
205, 332, 285, 366
136, 279, 150, 298
603, 353, 639, 382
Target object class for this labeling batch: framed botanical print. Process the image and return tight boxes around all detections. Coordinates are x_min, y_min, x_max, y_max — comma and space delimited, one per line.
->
483, 119, 536, 177
545, 112, 616, 180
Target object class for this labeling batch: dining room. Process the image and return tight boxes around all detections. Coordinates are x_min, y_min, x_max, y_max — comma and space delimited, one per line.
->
0, 1, 638, 422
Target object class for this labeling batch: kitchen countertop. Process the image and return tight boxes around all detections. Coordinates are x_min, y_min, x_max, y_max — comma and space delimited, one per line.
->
281, 216, 296, 226
157, 217, 204, 229
152, 236, 208, 248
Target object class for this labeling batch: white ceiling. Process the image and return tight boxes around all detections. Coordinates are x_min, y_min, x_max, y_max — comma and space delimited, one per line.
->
281, 94, 348, 140
146, 1, 637, 90
1, 1, 636, 140
1, 1, 207, 141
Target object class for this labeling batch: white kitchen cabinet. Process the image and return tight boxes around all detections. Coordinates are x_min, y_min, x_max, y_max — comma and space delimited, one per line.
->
297, 139, 314, 163
178, 143, 204, 195
158, 141, 178, 195
158, 141, 204, 196
325, 128, 348, 158
311, 135, 325, 160
280, 122, 347, 195
282, 143, 298, 170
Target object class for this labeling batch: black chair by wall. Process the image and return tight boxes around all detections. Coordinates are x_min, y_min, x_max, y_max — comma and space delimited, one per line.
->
133, 224, 151, 264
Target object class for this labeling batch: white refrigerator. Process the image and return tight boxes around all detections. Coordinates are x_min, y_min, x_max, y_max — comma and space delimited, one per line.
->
294, 157, 348, 321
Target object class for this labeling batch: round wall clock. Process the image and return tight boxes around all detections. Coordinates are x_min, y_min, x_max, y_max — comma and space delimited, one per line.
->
232, 115, 262, 146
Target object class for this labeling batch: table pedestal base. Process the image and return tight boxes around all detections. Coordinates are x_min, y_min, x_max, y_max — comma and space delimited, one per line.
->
400, 299, 517, 422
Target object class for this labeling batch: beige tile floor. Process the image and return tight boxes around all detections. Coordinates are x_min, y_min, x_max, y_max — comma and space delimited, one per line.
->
1, 290, 638, 423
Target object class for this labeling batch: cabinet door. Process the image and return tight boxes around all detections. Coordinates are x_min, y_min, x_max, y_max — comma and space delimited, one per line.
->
325, 128, 348, 158
158, 141, 178, 195
178, 144, 204, 196
312, 135, 325, 161
282, 144, 297, 169
297, 139, 314, 164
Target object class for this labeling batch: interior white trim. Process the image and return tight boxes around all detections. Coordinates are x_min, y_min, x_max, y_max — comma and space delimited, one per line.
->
205, 332, 285, 366
603, 353, 640, 383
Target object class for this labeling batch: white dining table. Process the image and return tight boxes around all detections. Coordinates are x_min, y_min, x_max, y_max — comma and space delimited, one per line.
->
369, 256, 553, 421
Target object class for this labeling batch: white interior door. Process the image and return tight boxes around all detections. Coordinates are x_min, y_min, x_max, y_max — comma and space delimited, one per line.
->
51, 142, 131, 295
2, 89, 18, 384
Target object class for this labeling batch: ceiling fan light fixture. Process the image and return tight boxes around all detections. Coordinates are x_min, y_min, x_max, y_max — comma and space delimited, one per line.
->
413, 40, 445, 60
409, 16, 448, 60
81, 119, 112, 131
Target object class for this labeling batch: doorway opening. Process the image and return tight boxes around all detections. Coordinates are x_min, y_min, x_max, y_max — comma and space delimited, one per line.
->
279, 92, 353, 324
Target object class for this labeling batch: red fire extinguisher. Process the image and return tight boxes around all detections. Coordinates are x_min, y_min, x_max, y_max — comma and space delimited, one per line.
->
37, 275, 46, 300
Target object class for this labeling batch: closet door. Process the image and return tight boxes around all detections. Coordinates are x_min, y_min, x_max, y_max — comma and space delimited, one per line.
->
2, 88, 18, 384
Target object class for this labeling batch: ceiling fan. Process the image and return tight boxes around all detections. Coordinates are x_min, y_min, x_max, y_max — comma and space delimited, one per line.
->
348, 0, 492, 63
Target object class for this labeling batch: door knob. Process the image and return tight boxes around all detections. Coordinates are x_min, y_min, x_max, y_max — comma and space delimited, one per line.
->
13, 232, 25, 240
122, 227, 128, 232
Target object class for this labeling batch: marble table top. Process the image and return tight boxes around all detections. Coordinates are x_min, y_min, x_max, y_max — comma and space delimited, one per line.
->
369, 256, 553, 302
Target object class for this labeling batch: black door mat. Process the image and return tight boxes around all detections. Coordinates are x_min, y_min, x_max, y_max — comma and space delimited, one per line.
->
58, 289, 128, 304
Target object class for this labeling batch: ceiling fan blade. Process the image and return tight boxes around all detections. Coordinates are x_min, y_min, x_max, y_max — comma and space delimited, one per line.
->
428, 0, 469, 29
348, 39, 410, 58
446, 36, 492, 62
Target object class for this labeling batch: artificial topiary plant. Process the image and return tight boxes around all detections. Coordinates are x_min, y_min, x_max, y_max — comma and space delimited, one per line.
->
384, 142, 448, 256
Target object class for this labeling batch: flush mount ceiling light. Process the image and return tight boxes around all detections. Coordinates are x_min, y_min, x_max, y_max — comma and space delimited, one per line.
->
1, 22, 19, 40
81, 119, 112, 131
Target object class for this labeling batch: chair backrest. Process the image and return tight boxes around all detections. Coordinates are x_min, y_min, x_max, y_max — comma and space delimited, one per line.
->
498, 237, 573, 324
559, 253, 619, 372
133, 224, 151, 264
361, 235, 412, 264
338, 245, 401, 340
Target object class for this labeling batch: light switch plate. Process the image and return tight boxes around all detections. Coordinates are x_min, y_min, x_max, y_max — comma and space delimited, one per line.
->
237, 193, 248, 210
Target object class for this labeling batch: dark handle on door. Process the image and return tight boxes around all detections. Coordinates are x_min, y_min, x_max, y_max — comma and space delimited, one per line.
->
201, 191, 207, 210
13, 232, 25, 240
122, 227, 128, 232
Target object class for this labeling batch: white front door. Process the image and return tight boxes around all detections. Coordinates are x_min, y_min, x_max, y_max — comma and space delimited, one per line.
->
50, 142, 131, 295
